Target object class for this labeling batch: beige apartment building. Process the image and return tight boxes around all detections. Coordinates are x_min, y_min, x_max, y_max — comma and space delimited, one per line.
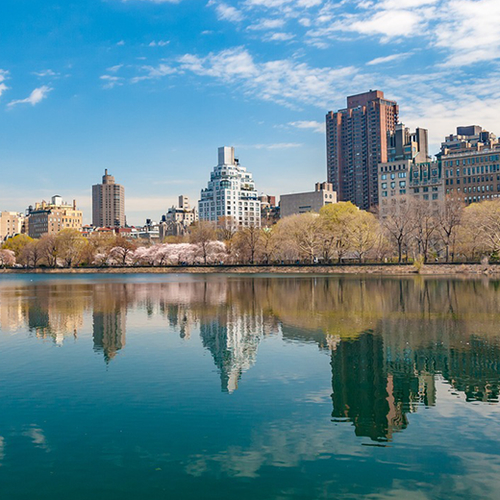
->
280, 182, 337, 218
92, 169, 126, 227
439, 126, 500, 204
0, 211, 25, 241
27, 195, 83, 239
378, 160, 444, 217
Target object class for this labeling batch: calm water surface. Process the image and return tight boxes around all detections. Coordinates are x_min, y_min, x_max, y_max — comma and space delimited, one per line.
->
1, 274, 500, 499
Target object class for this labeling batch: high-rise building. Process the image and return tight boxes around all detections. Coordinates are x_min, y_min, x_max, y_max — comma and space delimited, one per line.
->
326, 90, 399, 210
92, 169, 125, 227
198, 147, 261, 227
27, 195, 83, 239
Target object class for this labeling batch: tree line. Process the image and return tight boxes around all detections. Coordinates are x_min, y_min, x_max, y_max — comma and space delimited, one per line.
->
1, 197, 500, 268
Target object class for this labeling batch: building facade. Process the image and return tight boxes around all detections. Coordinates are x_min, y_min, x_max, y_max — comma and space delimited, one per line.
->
439, 126, 500, 205
92, 169, 125, 227
259, 194, 280, 226
198, 147, 261, 227
326, 90, 399, 210
280, 182, 337, 218
159, 195, 198, 238
0, 211, 25, 241
378, 124, 442, 216
378, 160, 443, 217
27, 195, 83, 239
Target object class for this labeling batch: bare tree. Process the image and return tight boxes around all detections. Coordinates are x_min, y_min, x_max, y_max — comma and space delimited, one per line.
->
438, 196, 464, 262
276, 213, 322, 263
39, 235, 58, 267
216, 216, 238, 242
319, 202, 358, 263
190, 221, 217, 264
233, 226, 262, 264
20, 240, 43, 268
379, 200, 415, 263
410, 199, 439, 263
56, 229, 88, 267
347, 209, 379, 263
259, 227, 279, 264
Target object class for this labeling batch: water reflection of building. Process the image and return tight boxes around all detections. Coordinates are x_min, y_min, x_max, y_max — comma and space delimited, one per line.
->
200, 311, 264, 393
330, 327, 500, 442
92, 285, 127, 363
330, 333, 411, 442
0, 283, 87, 344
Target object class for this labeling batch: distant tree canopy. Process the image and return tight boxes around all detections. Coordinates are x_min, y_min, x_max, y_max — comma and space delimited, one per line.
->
2, 197, 500, 268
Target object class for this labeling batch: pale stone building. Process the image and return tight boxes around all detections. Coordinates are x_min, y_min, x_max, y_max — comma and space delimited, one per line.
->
0, 211, 25, 241
439, 126, 500, 205
27, 195, 83, 239
160, 195, 198, 238
279, 182, 337, 218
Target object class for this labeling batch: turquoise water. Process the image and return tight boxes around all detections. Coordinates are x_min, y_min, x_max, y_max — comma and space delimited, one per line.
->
1, 274, 500, 499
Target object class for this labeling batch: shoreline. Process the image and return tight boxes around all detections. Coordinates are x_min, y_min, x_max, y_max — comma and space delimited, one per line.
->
1, 263, 499, 276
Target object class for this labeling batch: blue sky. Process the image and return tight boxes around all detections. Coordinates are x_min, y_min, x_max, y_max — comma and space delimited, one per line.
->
1, 0, 499, 224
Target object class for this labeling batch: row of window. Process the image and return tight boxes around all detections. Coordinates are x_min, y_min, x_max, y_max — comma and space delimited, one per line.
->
443, 155, 500, 167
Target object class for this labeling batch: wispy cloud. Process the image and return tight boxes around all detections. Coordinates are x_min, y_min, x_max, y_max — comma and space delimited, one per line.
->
100, 75, 124, 89
266, 32, 295, 41
33, 69, 58, 77
289, 120, 325, 133
367, 53, 412, 65
178, 47, 359, 108
120, 0, 181, 3
208, 1, 245, 22
149, 40, 170, 47
247, 18, 285, 30
131, 63, 177, 83
107, 64, 124, 73
0, 70, 9, 98
8, 86, 52, 108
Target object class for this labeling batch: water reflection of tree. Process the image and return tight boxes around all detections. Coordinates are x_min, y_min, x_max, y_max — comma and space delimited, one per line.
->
1, 276, 500, 409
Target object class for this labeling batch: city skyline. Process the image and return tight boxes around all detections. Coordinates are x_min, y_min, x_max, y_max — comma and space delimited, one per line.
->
1, 0, 499, 225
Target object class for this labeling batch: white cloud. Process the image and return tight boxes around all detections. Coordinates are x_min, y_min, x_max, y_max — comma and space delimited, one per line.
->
247, 18, 285, 30
120, 0, 181, 3
0, 70, 9, 98
7, 86, 52, 108
149, 40, 170, 47
367, 53, 412, 65
436, 0, 500, 66
208, 1, 245, 22
289, 120, 325, 133
116, 40, 126, 46
100, 75, 124, 89
33, 69, 58, 77
178, 47, 359, 108
131, 63, 177, 83
107, 64, 123, 73
267, 32, 295, 41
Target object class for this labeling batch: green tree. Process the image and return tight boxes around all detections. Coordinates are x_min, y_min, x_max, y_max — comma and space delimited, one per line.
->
319, 202, 358, 263
2, 234, 33, 258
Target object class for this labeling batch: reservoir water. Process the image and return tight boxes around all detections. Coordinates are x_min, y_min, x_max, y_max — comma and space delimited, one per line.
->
1, 274, 500, 499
